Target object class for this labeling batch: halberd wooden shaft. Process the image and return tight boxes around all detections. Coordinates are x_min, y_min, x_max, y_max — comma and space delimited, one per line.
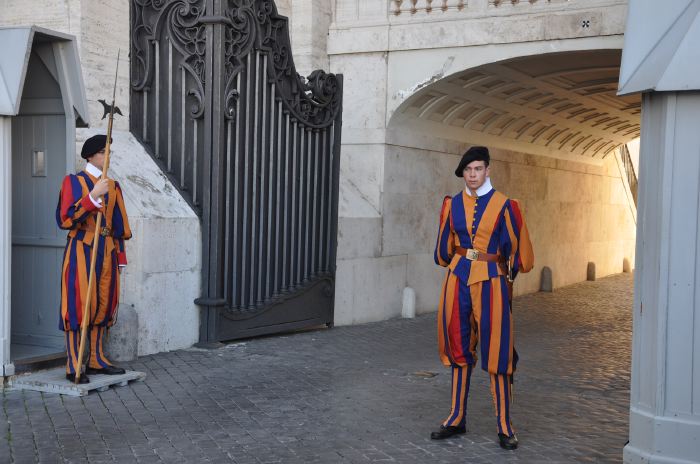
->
74, 51, 120, 384
74, 126, 114, 383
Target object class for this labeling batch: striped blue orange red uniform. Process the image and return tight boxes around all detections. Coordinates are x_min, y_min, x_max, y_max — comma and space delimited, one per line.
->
56, 169, 131, 374
434, 187, 533, 435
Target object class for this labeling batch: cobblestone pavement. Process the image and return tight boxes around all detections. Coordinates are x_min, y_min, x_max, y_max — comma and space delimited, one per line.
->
1, 273, 633, 463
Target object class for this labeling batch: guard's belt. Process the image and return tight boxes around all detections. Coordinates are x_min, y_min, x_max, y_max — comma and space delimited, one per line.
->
455, 246, 505, 263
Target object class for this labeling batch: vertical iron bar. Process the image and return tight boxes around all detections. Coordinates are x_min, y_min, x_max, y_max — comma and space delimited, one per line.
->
241, 53, 252, 306
180, 67, 186, 188
325, 123, 335, 271
155, 39, 160, 157
296, 125, 305, 286
272, 98, 282, 296
318, 130, 327, 272
249, 52, 260, 309
193, 119, 198, 205
281, 112, 290, 292
303, 127, 312, 282
204, 2, 226, 342
224, 117, 232, 302
256, 55, 267, 305
232, 73, 242, 308
311, 129, 319, 277
167, 37, 173, 172
143, 89, 148, 141
289, 119, 297, 289
265, 81, 276, 301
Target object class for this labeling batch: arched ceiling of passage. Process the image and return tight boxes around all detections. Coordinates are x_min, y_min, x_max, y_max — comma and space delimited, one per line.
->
390, 50, 641, 161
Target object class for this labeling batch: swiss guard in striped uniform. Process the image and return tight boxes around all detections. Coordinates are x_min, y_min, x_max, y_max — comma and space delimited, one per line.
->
56, 135, 131, 383
431, 146, 534, 450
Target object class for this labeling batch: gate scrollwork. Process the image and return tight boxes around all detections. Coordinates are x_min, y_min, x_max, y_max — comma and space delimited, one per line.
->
131, 0, 343, 342
133, 0, 342, 128
132, 0, 207, 120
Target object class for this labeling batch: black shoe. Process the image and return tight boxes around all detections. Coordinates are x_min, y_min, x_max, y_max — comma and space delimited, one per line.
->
65, 373, 90, 384
86, 366, 126, 375
498, 433, 518, 450
430, 425, 466, 440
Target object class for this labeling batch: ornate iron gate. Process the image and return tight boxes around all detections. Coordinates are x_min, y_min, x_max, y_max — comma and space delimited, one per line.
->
130, 0, 343, 342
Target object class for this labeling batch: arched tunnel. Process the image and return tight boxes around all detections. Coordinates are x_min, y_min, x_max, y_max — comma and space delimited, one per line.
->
382, 48, 640, 308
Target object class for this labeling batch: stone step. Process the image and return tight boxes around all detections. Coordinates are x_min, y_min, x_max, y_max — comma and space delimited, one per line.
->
9, 367, 146, 397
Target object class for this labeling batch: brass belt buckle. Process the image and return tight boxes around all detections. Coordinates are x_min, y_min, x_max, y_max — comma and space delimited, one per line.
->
100, 227, 111, 237
466, 248, 479, 261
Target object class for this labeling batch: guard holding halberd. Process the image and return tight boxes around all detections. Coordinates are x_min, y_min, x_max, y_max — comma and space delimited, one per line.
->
430, 146, 534, 450
56, 134, 131, 383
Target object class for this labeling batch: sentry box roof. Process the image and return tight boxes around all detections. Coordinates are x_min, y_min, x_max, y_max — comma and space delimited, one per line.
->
0, 26, 89, 125
619, 0, 700, 95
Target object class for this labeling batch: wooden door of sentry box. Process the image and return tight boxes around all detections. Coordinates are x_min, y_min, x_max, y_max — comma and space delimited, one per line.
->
11, 50, 68, 358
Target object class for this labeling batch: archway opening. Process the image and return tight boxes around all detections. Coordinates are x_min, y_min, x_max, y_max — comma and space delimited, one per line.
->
384, 49, 640, 310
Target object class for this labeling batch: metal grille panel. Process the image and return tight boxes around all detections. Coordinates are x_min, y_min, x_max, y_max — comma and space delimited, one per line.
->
130, 0, 343, 341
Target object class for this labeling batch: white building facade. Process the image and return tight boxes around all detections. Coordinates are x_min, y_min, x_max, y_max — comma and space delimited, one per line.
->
327, 0, 638, 324
0, 0, 637, 358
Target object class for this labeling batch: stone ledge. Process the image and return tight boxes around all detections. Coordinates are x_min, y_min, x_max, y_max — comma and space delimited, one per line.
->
329, 4, 627, 55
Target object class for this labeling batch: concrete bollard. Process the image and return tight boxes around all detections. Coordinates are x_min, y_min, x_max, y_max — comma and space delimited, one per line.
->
105, 304, 139, 362
402, 287, 416, 319
540, 266, 553, 292
623, 257, 632, 273
587, 262, 596, 281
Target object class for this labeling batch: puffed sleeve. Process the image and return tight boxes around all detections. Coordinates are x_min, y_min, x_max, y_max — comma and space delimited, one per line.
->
500, 199, 534, 278
111, 181, 132, 266
55, 174, 101, 230
434, 196, 455, 267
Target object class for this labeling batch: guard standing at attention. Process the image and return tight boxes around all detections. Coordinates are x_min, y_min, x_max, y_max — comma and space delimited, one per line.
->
56, 134, 131, 383
430, 146, 534, 450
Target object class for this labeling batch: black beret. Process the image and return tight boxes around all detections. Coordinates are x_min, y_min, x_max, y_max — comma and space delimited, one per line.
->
81, 134, 112, 160
455, 146, 490, 177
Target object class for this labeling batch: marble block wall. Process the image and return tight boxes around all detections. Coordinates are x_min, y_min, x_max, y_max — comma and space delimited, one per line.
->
75, 129, 201, 356
333, 135, 637, 325
1, 0, 130, 131
383, 143, 637, 317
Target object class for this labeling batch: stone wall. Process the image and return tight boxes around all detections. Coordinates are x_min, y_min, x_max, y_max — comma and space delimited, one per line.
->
1, 0, 81, 35
1, 0, 130, 131
289, 0, 333, 76
328, 1, 635, 326
393, 143, 636, 316
334, 136, 636, 325
75, 129, 201, 356
276, 0, 292, 17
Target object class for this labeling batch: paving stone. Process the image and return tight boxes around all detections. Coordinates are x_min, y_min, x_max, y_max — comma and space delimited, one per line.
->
0, 274, 633, 463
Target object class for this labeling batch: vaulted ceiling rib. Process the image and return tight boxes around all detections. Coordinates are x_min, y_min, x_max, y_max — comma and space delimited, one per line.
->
394, 50, 641, 159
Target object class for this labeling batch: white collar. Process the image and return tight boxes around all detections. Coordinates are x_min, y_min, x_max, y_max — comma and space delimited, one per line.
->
465, 177, 493, 198
85, 162, 102, 178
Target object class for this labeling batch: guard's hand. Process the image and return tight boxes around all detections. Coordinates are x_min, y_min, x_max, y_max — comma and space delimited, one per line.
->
90, 179, 109, 198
